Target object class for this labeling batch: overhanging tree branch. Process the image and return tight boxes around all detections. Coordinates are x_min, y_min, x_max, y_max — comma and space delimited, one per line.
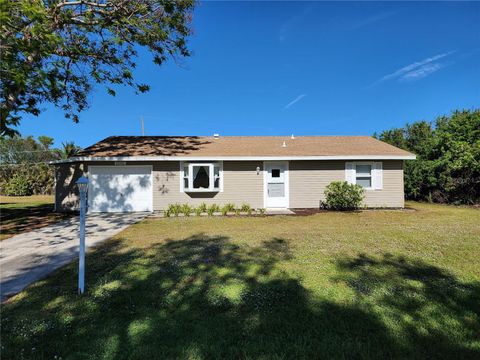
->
1, 0, 195, 136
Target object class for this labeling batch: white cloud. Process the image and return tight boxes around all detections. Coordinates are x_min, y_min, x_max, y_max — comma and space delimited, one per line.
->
279, 5, 313, 43
347, 11, 397, 31
399, 63, 446, 82
284, 94, 306, 110
376, 51, 455, 84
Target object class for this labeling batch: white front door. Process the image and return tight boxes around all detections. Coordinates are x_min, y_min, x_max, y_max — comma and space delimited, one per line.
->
88, 166, 153, 213
264, 162, 289, 208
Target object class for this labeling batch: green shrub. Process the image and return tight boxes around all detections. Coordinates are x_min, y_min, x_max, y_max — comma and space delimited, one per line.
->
167, 203, 182, 217
197, 202, 207, 213
207, 204, 219, 216
234, 208, 241, 216
240, 203, 252, 214
224, 203, 236, 212
194, 207, 203, 216
324, 181, 365, 210
257, 208, 266, 215
181, 204, 193, 216
221, 204, 235, 216
4, 174, 33, 196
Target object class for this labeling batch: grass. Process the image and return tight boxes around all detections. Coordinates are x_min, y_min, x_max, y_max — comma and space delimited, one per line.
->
1, 202, 479, 359
0, 195, 72, 241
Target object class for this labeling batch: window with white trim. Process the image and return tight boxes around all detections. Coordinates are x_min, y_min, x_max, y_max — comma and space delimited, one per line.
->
180, 162, 223, 192
355, 164, 372, 188
345, 161, 383, 190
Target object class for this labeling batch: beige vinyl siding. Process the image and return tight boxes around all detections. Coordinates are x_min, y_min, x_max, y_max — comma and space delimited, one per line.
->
152, 161, 263, 210
289, 160, 404, 208
54, 159, 404, 212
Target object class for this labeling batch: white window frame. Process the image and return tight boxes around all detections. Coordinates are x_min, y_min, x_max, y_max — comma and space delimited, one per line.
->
346, 161, 383, 190
180, 161, 223, 192
354, 162, 374, 190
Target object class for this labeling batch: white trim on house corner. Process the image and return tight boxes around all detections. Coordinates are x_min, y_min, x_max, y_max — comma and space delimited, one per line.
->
50, 154, 416, 164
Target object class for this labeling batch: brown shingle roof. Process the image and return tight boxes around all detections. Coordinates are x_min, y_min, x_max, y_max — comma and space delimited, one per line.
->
76, 136, 414, 158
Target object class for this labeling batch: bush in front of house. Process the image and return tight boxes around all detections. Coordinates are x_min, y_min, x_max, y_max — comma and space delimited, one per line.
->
165, 203, 182, 217
240, 203, 252, 215
324, 181, 365, 210
163, 203, 261, 217
207, 204, 220, 216
181, 204, 193, 216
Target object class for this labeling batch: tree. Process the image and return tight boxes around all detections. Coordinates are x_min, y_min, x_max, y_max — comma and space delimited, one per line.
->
60, 141, 81, 158
1, 0, 195, 136
0, 135, 82, 194
376, 109, 480, 204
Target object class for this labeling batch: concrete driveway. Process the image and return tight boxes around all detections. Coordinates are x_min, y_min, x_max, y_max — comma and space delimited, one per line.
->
0, 213, 146, 301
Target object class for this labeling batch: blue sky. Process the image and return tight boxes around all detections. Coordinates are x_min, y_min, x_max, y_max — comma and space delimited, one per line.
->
18, 1, 480, 148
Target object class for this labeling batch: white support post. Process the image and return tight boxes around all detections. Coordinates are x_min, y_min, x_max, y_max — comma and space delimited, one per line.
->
78, 190, 86, 294
76, 176, 88, 295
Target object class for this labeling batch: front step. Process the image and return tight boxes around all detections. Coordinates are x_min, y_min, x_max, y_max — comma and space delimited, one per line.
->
265, 208, 295, 215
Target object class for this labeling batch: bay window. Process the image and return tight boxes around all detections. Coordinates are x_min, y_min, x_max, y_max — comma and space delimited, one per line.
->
180, 162, 223, 192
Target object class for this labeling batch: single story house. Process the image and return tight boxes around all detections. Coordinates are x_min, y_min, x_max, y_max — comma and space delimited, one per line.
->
51, 135, 415, 212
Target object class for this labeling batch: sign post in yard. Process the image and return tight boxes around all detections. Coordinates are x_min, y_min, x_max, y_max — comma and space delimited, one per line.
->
76, 176, 88, 294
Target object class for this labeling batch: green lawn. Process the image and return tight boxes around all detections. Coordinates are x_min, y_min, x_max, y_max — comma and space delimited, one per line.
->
2, 202, 479, 359
0, 195, 72, 241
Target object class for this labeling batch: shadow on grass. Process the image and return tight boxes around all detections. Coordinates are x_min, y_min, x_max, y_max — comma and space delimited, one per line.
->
2, 237, 479, 359
0, 204, 73, 237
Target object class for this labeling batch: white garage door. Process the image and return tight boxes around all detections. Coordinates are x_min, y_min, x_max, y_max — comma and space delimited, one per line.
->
88, 166, 153, 213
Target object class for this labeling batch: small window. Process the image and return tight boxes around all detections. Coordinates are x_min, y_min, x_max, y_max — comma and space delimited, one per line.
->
271, 169, 280, 178
356, 164, 372, 188
181, 162, 222, 192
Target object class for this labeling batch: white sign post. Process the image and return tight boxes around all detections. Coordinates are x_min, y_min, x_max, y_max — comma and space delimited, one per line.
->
76, 176, 88, 294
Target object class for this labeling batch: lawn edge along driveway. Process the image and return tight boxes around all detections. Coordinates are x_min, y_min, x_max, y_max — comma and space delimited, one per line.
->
0, 213, 147, 302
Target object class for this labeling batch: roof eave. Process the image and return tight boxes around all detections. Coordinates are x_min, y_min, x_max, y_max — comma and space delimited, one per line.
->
49, 154, 416, 164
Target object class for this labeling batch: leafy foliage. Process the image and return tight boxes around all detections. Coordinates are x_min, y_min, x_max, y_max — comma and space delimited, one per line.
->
241, 203, 252, 215
1, 0, 195, 136
324, 181, 365, 210
207, 204, 220, 216
375, 109, 480, 204
194, 206, 203, 216
197, 202, 207, 213
3, 173, 33, 196
181, 203, 193, 216
0, 135, 81, 195
166, 203, 182, 217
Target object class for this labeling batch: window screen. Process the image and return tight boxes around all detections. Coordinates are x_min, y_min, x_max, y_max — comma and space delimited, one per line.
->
356, 164, 372, 188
